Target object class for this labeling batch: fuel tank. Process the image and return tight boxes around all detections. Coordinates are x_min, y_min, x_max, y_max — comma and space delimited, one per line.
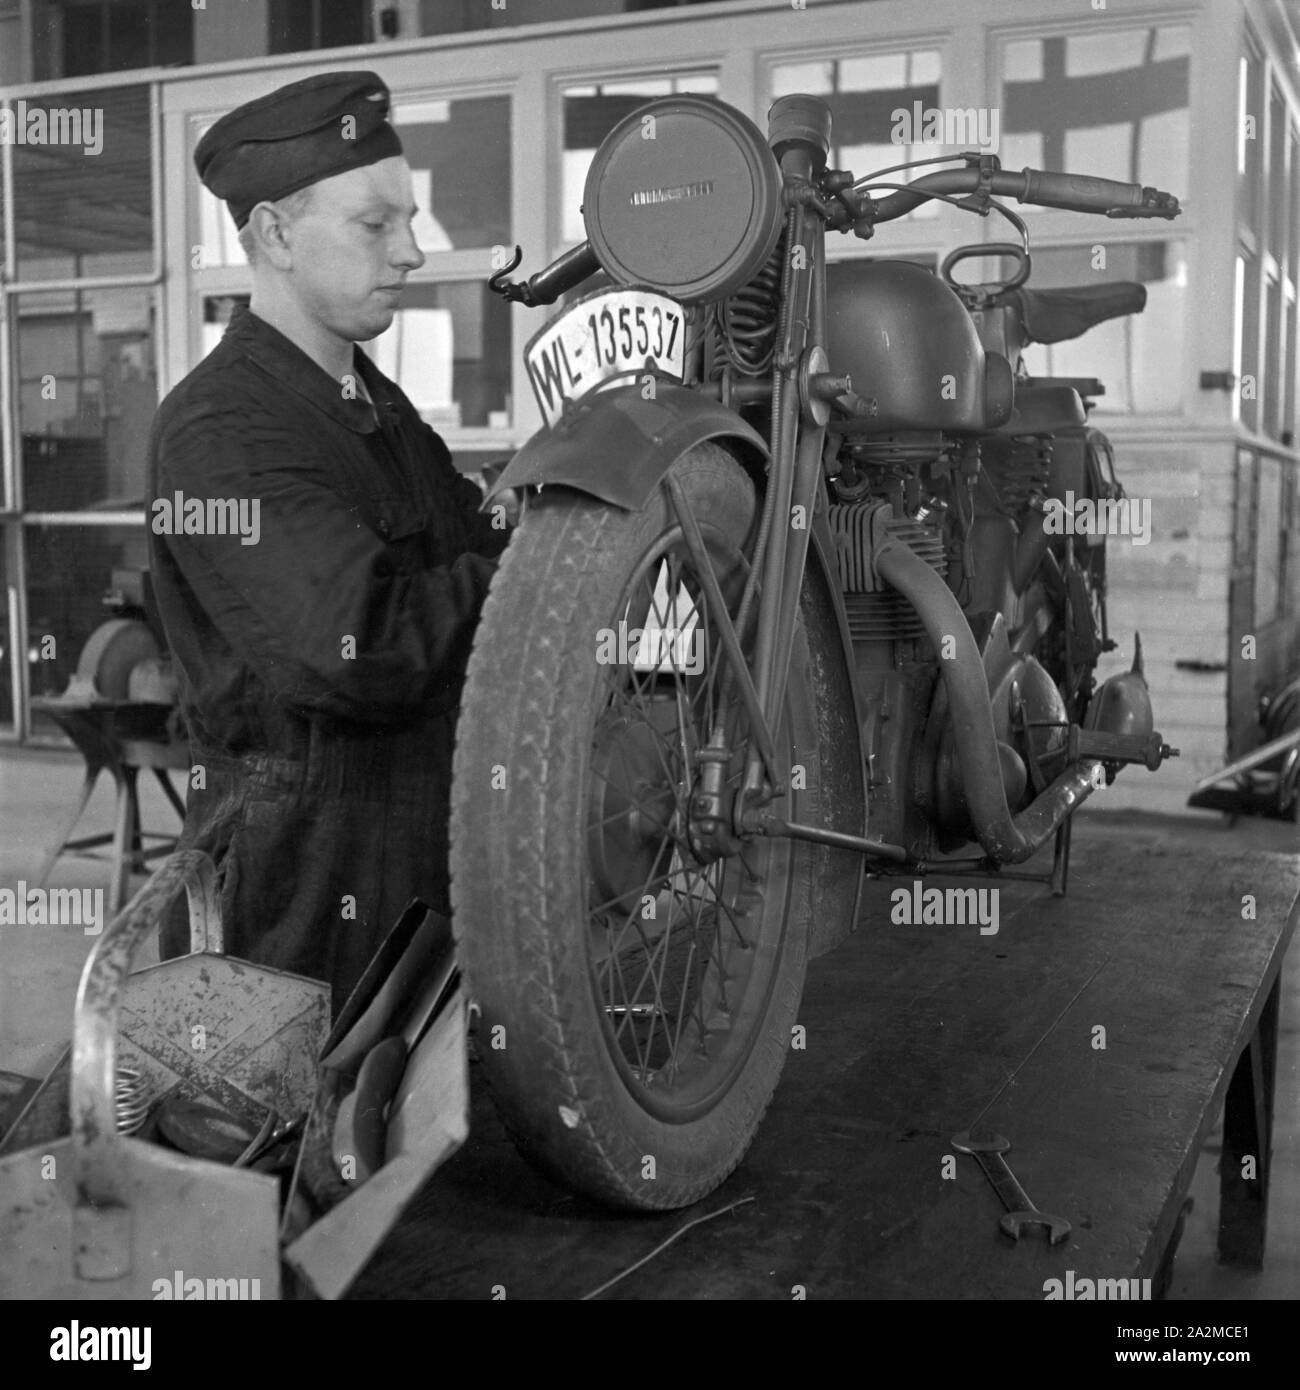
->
826, 260, 1012, 432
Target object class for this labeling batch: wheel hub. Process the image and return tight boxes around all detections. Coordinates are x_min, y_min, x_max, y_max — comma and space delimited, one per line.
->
588, 707, 679, 912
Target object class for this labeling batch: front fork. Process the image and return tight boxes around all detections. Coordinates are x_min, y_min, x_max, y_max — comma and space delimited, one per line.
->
675, 146, 829, 857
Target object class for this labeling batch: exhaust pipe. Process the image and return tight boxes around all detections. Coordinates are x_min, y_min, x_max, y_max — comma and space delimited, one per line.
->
875, 538, 1104, 864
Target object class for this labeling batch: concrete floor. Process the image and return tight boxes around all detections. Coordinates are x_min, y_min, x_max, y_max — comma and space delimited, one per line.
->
1, 743, 1296, 1299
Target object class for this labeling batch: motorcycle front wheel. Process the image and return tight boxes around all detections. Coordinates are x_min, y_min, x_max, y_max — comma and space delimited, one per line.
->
451, 443, 818, 1211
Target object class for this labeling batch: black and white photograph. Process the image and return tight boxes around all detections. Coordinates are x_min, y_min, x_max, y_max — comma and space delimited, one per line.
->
0, 0, 1296, 1346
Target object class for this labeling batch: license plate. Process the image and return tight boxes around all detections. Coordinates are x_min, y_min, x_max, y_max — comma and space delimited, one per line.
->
525, 288, 686, 428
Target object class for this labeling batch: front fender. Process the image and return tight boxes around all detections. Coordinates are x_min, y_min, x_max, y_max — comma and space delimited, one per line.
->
484, 383, 769, 510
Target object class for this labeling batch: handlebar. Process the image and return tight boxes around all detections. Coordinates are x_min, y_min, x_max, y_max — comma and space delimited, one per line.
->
489, 241, 599, 306
869, 165, 1180, 224
489, 162, 1179, 307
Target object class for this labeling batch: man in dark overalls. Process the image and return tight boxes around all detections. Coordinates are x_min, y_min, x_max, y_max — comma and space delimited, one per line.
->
149, 71, 506, 1008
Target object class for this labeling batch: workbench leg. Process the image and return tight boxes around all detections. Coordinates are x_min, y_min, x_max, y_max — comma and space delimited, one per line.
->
1049, 817, 1071, 897
32, 767, 100, 887
154, 768, 187, 822
1218, 977, 1280, 1269
107, 768, 140, 919
129, 775, 145, 873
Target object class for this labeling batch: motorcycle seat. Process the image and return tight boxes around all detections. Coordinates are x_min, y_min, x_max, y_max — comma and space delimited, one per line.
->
1008, 281, 1147, 345
998, 384, 1087, 435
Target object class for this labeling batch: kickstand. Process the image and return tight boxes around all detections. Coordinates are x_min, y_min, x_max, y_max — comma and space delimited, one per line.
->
1049, 817, 1072, 898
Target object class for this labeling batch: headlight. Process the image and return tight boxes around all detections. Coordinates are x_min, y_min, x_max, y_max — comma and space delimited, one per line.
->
583, 95, 785, 304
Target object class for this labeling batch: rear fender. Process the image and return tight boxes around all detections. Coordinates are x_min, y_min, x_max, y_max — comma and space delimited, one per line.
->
484, 383, 768, 510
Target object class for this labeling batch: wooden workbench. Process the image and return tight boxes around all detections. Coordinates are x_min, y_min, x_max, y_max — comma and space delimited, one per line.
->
351, 822, 1298, 1300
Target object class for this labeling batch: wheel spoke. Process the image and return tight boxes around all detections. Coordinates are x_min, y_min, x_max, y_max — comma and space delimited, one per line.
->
582, 511, 787, 1106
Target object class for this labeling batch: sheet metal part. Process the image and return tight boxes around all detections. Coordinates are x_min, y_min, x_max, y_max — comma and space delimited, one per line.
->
0, 852, 290, 1298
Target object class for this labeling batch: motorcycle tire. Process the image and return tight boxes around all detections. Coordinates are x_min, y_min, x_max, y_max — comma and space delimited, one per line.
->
451, 443, 817, 1211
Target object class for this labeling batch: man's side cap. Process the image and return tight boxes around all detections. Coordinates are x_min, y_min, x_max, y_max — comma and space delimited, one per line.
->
195, 70, 404, 229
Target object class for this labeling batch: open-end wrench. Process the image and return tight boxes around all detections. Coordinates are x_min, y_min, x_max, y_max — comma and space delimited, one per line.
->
951, 1130, 1071, 1245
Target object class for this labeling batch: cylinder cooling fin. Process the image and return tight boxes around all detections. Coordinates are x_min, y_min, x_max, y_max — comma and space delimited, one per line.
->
582, 96, 786, 303
828, 503, 947, 642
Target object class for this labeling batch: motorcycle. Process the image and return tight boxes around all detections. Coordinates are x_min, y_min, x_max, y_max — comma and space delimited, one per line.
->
452, 92, 1181, 1211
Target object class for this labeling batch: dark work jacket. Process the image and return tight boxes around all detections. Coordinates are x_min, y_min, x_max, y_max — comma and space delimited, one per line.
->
148, 305, 508, 1008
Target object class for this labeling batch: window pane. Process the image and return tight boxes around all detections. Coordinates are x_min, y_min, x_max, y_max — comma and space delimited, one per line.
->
319, 0, 368, 49
561, 72, 719, 244
1255, 456, 1282, 623
0, 538, 13, 732
1285, 294, 1297, 442
771, 62, 833, 98
769, 49, 943, 219
267, 0, 314, 54
1239, 49, 1263, 233
392, 96, 512, 253
9, 85, 153, 279
1263, 270, 1281, 438
1001, 26, 1189, 208
1016, 241, 1187, 414
363, 282, 513, 430
25, 522, 152, 734
16, 288, 158, 511
1237, 252, 1261, 432
106, 2, 151, 73
1290, 126, 1300, 280
61, 4, 104, 77
200, 293, 249, 359
1267, 89, 1288, 265
155, 0, 195, 68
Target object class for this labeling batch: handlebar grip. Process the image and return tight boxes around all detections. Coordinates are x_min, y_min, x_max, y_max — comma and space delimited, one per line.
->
1015, 168, 1180, 219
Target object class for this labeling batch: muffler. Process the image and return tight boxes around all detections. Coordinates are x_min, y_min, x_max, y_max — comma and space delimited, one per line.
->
875, 537, 1105, 864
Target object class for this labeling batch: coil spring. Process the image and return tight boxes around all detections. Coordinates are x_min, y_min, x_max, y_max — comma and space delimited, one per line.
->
991, 436, 1052, 512
711, 232, 785, 378
115, 1064, 148, 1136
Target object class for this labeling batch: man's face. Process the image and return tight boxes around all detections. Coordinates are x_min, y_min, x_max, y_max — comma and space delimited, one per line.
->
278, 156, 426, 344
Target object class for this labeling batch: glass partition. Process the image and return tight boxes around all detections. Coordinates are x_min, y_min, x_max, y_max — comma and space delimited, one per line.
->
999, 25, 1190, 200
16, 288, 158, 512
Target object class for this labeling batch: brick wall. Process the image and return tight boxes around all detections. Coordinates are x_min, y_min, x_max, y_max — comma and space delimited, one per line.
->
1089, 437, 1233, 815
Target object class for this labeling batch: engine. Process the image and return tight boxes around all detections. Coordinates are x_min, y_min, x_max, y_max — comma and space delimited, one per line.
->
824, 419, 1071, 857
